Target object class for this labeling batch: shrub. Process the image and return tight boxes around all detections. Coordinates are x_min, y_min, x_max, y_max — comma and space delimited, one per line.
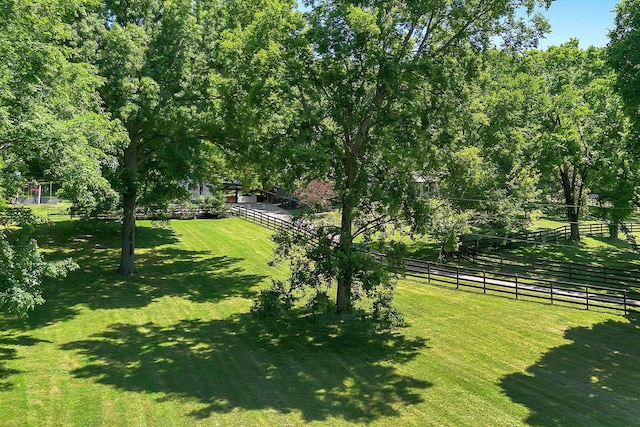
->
250, 280, 295, 318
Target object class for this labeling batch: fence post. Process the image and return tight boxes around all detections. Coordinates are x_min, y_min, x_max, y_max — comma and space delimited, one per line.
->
550, 282, 554, 305
515, 274, 518, 300
427, 263, 431, 284
483, 270, 486, 294
624, 290, 628, 316
456, 265, 460, 289
586, 286, 589, 310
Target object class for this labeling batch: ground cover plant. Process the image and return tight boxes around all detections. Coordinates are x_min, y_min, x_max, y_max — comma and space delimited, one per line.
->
0, 218, 638, 426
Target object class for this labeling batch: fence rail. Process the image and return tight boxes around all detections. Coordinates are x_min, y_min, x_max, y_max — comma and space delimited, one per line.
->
230, 205, 317, 239
462, 222, 640, 253
397, 256, 640, 315
463, 252, 640, 292
231, 205, 640, 315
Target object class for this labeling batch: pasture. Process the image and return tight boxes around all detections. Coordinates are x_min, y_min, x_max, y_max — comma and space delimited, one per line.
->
0, 218, 638, 426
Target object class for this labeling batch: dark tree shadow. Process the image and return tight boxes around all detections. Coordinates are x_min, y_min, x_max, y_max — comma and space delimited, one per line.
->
500, 314, 640, 425
0, 220, 266, 329
60, 314, 431, 423
0, 334, 51, 391
35, 220, 180, 251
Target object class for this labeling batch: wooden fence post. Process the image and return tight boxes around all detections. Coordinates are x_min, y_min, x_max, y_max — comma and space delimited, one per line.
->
427, 263, 431, 284
624, 290, 627, 316
586, 286, 589, 310
515, 274, 518, 299
483, 270, 486, 294
456, 265, 460, 289
550, 282, 554, 305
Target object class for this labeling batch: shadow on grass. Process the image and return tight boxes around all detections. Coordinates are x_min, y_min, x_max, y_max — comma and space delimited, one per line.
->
0, 220, 266, 329
500, 314, 640, 425
506, 236, 640, 269
0, 334, 51, 391
34, 220, 179, 251
60, 314, 431, 423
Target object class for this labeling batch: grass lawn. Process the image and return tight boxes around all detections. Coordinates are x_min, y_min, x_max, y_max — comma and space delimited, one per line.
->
1, 218, 639, 426
499, 235, 640, 269
529, 216, 599, 231
21, 201, 73, 222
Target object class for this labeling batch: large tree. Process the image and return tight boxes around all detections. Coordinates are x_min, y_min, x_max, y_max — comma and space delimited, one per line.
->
524, 41, 629, 241
81, 0, 298, 275
79, 0, 222, 274
274, 0, 549, 314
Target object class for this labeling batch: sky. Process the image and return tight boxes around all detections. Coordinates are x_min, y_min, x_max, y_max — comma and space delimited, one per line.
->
296, 0, 620, 50
536, 0, 619, 49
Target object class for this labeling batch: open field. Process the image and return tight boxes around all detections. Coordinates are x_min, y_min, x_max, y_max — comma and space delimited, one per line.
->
1, 218, 639, 426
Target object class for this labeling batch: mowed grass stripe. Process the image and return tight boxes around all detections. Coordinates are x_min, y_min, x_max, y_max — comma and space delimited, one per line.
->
0, 218, 638, 426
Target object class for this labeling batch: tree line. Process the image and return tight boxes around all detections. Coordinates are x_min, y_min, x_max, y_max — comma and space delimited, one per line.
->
1, 0, 640, 317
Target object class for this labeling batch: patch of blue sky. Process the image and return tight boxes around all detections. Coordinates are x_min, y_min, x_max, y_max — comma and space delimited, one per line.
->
537, 0, 618, 49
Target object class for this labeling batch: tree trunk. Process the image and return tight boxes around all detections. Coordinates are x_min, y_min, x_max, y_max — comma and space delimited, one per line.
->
568, 210, 580, 242
336, 198, 353, 314
560, 167, 581, 242
118, 139, 138, 275
336, 143, 357, 314
335, 86, 384, 314
609, 223, 619, 240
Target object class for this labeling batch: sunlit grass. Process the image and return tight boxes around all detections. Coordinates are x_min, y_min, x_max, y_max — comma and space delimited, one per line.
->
25, 201, 72, 222
500, 237, 640, 269
1, 218, 637, 425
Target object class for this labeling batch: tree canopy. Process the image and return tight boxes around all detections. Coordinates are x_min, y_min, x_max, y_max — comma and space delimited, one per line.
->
609, 0, 640, 132
0, 0, 125, 209
0, 0, 112, 316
